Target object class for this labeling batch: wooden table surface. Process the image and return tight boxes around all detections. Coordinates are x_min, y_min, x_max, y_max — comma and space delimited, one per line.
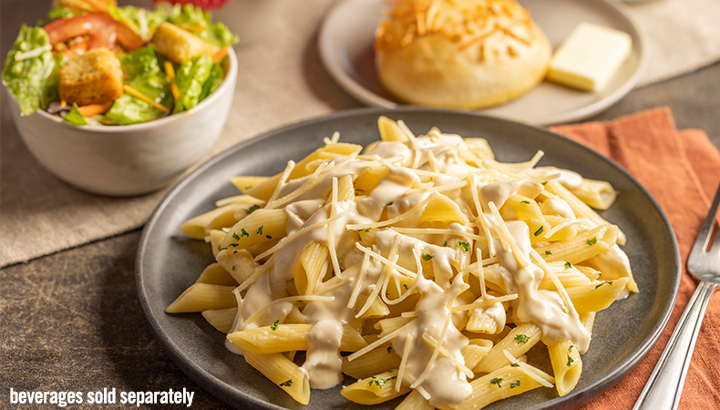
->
2, 0, 719, 408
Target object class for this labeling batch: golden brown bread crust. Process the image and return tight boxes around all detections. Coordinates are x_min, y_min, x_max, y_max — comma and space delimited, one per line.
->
375, 0, 551, 109
59, 48, 124, 106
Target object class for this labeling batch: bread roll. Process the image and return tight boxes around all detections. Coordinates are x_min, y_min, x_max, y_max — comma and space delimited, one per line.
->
375, 0, 551, 109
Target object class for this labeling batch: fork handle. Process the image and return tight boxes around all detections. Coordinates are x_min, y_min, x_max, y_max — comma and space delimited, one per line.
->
633, 280, 716, 410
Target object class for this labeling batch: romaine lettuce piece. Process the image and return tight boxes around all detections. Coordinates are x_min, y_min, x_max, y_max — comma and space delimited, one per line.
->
2, 25, 53, 115
198, 62, 224, 102
106, 72, 171, 125
108, 5, 168, 40
47, 7, 81, 21
121, 46, 161, 79
41, 55, 67, 110
174, 53, 213, 113
157, 2, 238, 47
64, 103, 88, 125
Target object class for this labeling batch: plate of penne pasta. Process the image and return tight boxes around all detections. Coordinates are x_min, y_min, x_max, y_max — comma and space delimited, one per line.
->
137, 108, 680, 410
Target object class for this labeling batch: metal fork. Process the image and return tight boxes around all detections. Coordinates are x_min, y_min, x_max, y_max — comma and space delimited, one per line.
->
633, 183, 720, 410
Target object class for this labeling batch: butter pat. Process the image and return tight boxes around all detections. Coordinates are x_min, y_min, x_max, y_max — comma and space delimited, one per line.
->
547, 22, 632, 92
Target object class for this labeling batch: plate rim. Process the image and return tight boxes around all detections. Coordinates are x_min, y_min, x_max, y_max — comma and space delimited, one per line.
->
317, 0, 648, 126
136, 106, 679, 410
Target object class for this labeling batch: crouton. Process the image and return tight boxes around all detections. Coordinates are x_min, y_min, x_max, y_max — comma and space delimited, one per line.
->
59, 48, 124, 106
151, 22, 217, 64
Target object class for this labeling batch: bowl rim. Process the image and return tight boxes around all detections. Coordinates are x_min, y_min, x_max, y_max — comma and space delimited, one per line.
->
32, 47, 238, 133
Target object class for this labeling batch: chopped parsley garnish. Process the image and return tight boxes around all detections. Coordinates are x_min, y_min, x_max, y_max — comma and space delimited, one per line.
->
403, 284, 408, 290
514, 334, 530, 344
594, 281, 614, 289
490, 378, 503, 387
510, 380, 521, 389
520, 200, 530, 204
256, 226, 264, 235
443, 241, 449, 247
510, 363, 520, 367
246, 204, 260, 214
279, 379, 292, 387
386, 202, 393, 206
422, 253, 434, 261
368, 375, 396, 388
545, 250, 552, 255
568, 345, 574, 353
266, 235, 272, 239
387, 346, 393, 354
457, 241, 470, 252
232, 232, 241, 241
240, 228, 249, 237
320, 144, 327, 149
217, 244, 222, 251
356, 228, 371, 233
533, 226, 544, 237
232, 265, 236, 271
228, 243, 239, 247
541, 181, 547, 185
271, 320, 279, 331
567, 356, 575, 367
564, 262, 573, 269
586, 237, 597, 246
245, 186, 253, 190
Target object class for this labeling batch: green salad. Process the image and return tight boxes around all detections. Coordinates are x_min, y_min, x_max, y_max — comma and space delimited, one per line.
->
2, 1, 237, 126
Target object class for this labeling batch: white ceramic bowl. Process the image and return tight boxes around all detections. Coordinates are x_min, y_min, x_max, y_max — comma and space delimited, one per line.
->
7, 48, 238, 197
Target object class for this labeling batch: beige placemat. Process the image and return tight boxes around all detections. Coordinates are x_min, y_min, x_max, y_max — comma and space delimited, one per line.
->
2, 0, 720, 267
626, 0, 720, 86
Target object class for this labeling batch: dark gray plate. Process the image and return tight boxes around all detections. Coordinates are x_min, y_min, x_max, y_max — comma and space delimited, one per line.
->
137, 108, 680, 410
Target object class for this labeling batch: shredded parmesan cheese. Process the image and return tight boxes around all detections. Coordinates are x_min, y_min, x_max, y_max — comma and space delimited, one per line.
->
347, 320, 418, 362
502, 350, 555, 388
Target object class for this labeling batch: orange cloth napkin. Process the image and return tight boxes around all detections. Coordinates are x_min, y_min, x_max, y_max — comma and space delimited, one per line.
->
549, 107, 720, 409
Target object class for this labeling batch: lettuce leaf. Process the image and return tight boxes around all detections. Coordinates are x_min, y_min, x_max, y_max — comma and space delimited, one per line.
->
64, 103, 88, 126
105, 72, 171, 125
47, 7, 82, 21
198, 62, 224, 103
157, 2, 238, 47
41, 55, 67, 110
108, 5, 168, 40
174, 53, 213, 113
2, 25, 53, 115
121, 46, 161, 79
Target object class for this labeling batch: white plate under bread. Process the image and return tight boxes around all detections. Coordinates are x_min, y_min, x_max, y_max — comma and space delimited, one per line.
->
319, 0, 647, 126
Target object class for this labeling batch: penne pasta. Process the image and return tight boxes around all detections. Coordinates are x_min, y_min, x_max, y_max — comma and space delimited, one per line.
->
168, 117, 639, 408
457, 364, 555, 410
165, 283, 236, 313
341, 370, 409, 405
202, 307, 237, 333
342, 344, 401, 379
474, 324, 542, 373
548, 340, 582, 396
244, 351, 311, 405
195, 262, 237, 286
227, 324, 367, 354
